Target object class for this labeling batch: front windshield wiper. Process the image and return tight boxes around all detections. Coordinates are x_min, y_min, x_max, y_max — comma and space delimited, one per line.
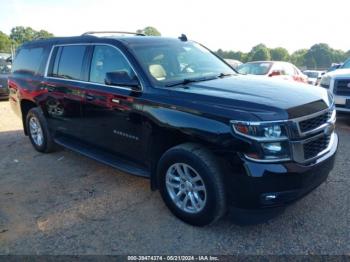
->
165, 76, 218, 87
217, 72, 235, 78
165, 73, 235, 87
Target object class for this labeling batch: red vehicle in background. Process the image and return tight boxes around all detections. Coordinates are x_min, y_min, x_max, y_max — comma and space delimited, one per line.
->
237, 61, 308, 84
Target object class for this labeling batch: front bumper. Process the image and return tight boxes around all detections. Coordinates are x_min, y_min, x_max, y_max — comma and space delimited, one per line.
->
226, 133, 338, 209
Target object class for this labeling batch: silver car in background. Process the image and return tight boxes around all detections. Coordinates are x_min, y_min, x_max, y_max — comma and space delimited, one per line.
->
319, 58, 350, 113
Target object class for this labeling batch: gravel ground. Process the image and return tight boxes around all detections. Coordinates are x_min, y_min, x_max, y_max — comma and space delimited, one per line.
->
0, 100, 349, 255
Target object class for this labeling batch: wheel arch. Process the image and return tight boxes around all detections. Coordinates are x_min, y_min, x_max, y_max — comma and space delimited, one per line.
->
148, 127, 224, 191
20, 99, 39, 135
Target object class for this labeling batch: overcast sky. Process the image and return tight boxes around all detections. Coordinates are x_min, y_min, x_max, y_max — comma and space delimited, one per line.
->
1, 0, 349, 53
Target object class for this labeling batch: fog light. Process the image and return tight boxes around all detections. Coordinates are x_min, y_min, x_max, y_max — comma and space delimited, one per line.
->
265, 194, 277, 200
262, 142, 282, 152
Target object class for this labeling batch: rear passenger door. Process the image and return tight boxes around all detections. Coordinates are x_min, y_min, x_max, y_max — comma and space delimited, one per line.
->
45, 44, 90, 139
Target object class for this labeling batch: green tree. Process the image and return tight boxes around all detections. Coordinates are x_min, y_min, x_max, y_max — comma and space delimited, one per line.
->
304, 53, 317, 69
247, 44, 271, 61
10, 26, 35, 44
214, 49, 248, 62
290, 49, 308, 67
137, 26, 161, 36
346, 50, 350, 58
10, 26, 54, 45
305, 43, 334, 69
34, 30, 54, 40
246, 44, 270, 61
270, 47, 289, 61
0, 31, 12, 52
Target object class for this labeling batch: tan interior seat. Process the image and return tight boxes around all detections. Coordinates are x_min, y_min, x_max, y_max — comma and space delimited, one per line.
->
149, 64, 166, 81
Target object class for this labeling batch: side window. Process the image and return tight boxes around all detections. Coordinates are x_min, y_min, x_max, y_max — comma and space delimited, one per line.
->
50, 45, 87, 80
282, 64, 295, 76
89, 45, 135, 84
12, 47, 44, 76
271, 63, 284, 75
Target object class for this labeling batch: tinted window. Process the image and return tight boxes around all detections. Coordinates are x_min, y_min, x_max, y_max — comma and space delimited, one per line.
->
12, 47, 44, 76
53, 45, 87, 80
89, 45, 135, 84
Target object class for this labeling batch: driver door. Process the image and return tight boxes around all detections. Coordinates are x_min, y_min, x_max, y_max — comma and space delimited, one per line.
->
79, 44, 148, 166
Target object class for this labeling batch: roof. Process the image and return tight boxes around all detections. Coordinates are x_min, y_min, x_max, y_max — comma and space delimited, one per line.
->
20, 35, 185, 48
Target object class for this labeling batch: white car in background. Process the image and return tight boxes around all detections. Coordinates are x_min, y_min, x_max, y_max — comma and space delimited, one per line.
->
237, 61, 308, 84
303, 70, 325, 85
319, 58, 350, 113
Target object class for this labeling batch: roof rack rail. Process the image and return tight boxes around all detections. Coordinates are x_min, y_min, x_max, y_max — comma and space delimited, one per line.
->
81, 31, 145, 36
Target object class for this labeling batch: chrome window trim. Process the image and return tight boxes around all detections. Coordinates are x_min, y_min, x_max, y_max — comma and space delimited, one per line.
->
43, 42, 143, 92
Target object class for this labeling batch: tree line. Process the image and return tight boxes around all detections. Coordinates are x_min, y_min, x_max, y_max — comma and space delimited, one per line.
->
215, 43, 350, 70
0, 26, 54, 54
0, 26, 161, 55
1, 26, 349, 69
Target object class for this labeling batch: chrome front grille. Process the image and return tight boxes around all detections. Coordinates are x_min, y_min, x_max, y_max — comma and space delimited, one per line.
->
291, 107, 336, 163
299, 111, 330, 133
334, 79, 350, 96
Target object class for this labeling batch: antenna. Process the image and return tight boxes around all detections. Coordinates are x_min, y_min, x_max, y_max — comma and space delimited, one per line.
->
178, 34, 188, 41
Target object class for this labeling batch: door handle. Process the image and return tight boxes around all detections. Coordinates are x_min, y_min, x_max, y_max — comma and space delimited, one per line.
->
112, 98, 120, 104
86, 94, 95, 101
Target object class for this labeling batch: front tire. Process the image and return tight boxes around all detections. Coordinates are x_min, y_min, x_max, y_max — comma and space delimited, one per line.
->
158, 143, 226, 226
26, 107, 56, 153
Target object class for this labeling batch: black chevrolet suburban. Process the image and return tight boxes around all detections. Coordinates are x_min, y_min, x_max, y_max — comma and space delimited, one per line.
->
8, 32, 338, 226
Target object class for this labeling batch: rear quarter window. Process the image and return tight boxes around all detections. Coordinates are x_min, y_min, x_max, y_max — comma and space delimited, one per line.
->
12, 47, 45, 76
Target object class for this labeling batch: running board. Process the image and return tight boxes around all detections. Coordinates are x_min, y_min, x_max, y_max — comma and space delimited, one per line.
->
54, 136, 150, 178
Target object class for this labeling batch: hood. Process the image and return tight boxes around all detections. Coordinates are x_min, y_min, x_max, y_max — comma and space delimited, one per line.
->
325, 68, 350, 78
172, 75, 331, 121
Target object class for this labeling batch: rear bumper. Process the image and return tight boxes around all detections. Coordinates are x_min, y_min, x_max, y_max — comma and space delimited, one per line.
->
226, 133, 338, 209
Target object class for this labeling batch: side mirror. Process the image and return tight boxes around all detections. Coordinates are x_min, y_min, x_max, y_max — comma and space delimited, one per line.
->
105, 71, 141, 91
6, 57, 12, 63
268, 70, 281, 77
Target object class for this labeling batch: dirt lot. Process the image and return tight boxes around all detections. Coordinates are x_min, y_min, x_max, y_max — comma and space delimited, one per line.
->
0, 100, 349, 255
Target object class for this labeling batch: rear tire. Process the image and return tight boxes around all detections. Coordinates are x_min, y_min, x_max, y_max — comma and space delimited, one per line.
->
26, 107, 56, 153
157, 143, 226, 226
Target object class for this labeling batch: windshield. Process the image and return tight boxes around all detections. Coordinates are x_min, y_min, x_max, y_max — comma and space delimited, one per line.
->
304, 71, 319, 78
129, 41, 235, 86
342, 59, 350, 69
237, 62, 272, 75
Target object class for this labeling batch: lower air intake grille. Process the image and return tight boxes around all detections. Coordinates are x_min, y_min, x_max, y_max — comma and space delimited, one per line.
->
303, 135, 330, 160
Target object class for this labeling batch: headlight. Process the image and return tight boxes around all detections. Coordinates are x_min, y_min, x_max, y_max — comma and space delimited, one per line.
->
320, 75, 331, 88
232, 121, 287, 140
231, 121, 290, 161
